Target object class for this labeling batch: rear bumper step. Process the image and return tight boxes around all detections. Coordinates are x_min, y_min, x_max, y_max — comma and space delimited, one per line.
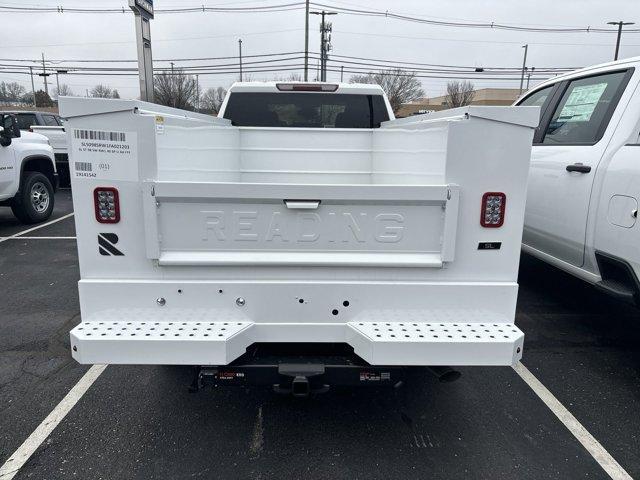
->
70, 319, 524, 366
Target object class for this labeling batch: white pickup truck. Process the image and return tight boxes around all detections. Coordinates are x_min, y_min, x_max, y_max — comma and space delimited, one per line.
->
0, 114, 58, 223
517, 57, 640, 305
1, 110, 69, 187
60, 83, 538, 394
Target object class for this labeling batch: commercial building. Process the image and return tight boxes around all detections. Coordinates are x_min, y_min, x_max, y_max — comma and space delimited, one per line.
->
397, 87, 522, 117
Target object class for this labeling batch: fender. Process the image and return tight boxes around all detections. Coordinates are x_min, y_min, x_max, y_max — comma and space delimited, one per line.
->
18, 154, 58, 192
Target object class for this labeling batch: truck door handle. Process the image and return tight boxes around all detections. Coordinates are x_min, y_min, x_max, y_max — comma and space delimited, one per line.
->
284, 200, 320, 210
566, 163, 591, 173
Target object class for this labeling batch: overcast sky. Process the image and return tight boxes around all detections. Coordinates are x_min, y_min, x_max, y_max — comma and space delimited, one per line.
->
2, 0, 639, 99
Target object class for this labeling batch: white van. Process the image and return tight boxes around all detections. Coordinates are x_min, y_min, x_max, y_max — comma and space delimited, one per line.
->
516, 57, 640, 304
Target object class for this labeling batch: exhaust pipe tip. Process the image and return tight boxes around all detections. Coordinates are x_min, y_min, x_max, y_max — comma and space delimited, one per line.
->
427, 366, 461, 383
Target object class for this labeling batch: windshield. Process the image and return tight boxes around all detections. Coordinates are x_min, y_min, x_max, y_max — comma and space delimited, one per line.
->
223, 92, 389, 128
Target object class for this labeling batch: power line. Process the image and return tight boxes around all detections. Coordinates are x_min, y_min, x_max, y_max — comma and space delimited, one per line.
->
0, 2, 306, 14
310, 2, 640, 34
332, 29, 640, 48
0, 51, 576, 74
0, 2, 637, 34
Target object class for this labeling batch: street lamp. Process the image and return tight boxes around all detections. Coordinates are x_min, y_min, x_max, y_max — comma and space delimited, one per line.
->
607, 21, 635, 61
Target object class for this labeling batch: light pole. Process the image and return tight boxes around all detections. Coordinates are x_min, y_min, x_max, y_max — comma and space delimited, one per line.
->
607, 21, 635, 60
304, 0, 309, 81
238, 39, 243, 82
129, 0, 154, 102
519, 44, 528, 95
28, 66, 37, 107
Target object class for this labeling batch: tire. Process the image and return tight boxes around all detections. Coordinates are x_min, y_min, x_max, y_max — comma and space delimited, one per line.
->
11, 172, 55, 224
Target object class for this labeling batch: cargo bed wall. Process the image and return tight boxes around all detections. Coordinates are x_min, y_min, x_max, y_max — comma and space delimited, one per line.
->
156, 123, 448, 185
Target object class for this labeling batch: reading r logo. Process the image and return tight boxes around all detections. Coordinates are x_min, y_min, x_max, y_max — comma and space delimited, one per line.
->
98, 233, 124, 256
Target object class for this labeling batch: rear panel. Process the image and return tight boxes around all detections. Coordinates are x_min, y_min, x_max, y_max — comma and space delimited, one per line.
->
60, 97, 538, 366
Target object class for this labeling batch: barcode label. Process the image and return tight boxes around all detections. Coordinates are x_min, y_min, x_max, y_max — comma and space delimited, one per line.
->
75, 161, 92, 172
74, 129, 126, 142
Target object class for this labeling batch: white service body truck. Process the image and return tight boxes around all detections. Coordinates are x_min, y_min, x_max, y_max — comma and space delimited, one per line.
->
61, 83, 538, 393
517, 57, 640, 305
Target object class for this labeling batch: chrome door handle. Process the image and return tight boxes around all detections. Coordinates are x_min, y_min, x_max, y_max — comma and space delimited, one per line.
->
566, 163, 591, 173
284, 200, 321, 210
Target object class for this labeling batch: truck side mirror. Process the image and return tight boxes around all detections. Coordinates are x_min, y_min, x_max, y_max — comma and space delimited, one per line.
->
0, 114, 19, 147
0, 118, 11, 147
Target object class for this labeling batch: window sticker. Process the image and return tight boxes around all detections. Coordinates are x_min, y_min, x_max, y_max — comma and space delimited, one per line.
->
557, 83, 608, 123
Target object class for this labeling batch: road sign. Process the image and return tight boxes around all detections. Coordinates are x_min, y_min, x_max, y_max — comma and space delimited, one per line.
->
130, 0, 153, 19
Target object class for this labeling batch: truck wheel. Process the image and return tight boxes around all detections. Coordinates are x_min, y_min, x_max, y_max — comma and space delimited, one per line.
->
11, 172, 55, 224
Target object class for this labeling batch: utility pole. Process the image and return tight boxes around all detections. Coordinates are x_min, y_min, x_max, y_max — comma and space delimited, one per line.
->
29, 66, 37, 107
195, 74, 199, 111
238, 39, 243, 82
519, 44, 528, 95
304, 0, 309, 81
40, 53, 50, 96
129, 0, 154, 102
340, 65, 343, 82
310, 10, 336, 82
170, 62, 174, 74
607, 21, 635, 60
526, 66, 535, 90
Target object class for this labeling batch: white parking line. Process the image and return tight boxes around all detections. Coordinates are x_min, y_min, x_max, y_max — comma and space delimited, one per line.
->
0, 213, 74, 244
0, 236, 76, 240
514, 362, 633, 480
0, 365, 107, 480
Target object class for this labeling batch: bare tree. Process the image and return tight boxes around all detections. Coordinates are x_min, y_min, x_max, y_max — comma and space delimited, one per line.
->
350, 69, 424, 113
200, 87, 227, 114
6, 82, 25, 102
444, 80, 475, 108
54, 84, 74, 98
154, 69, 198, 110
90, 84, 118, 98
0, 82, 26, 103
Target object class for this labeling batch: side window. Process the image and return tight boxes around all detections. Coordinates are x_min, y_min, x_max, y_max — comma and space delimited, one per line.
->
43, 115, 58, 126
519, 85, 554, 123
542, 71, 628, 145
518, 85, 557, 144
15, 114, 38, 130
370, 95, 390, 127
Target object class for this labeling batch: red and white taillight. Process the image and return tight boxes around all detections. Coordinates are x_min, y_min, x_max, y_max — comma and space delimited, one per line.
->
94, 187, 120, 223
480, 192, 506, 228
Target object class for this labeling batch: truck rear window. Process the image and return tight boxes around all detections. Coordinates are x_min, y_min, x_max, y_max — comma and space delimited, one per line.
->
223, 92, 389, 128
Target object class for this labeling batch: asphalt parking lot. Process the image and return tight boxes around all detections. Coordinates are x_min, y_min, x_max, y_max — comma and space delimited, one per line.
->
1, 190, 639, 479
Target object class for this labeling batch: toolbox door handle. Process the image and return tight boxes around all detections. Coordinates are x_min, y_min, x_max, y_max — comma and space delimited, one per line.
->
284, 200, 321, 210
